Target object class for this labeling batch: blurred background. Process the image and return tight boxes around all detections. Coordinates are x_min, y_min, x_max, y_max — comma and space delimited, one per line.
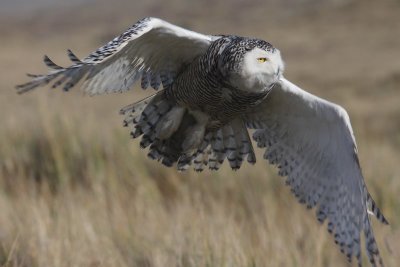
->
0, 0, 399, 266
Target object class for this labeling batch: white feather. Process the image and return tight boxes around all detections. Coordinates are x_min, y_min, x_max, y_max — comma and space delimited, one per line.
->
17, 17, 213, 95
231, 47, 284, 93
245, 77, 387, 266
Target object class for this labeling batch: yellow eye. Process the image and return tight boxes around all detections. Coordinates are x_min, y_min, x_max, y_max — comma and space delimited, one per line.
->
257, 57, 268, 63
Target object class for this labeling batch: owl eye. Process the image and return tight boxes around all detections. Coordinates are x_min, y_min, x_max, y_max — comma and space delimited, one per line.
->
257, 57, 268, 63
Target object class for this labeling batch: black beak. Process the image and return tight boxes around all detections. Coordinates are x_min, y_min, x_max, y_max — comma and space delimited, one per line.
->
276, 67, 281, 77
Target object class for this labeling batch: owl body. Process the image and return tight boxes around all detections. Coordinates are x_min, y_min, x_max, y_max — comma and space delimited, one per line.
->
166, 36, 276, 130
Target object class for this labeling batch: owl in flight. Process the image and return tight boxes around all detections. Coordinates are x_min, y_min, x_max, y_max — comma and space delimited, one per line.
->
17, 17, 388, 267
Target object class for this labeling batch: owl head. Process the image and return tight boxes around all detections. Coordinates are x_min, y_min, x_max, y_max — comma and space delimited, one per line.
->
219, 38, 284, 93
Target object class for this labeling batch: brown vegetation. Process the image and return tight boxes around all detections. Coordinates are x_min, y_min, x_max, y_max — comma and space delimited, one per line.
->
0, 0, 399, 266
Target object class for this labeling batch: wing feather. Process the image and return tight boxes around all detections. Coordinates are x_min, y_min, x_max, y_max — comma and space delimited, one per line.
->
16, 17, 213, 95
244, 78, 388, 267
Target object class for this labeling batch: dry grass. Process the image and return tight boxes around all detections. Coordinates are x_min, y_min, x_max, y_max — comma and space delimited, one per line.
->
0, 1, 400, 266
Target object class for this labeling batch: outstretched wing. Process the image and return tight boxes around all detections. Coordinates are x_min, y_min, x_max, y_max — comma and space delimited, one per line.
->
244, 78, 388, 267
16, 17, 214, 95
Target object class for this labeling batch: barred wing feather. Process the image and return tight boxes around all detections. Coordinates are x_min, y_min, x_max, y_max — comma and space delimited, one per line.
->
245, 78, 388, 267
16, 17, 213, 95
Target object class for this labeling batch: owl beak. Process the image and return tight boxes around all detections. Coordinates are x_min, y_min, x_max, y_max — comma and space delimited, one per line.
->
268, 83, 276, 90
276, 67, 281, 77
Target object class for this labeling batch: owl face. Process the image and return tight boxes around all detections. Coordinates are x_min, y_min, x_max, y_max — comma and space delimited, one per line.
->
230, 47, 284, 93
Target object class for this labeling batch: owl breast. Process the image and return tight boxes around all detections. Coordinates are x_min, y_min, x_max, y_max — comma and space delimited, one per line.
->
167, 72, 270, 129
165, 39, 271, 128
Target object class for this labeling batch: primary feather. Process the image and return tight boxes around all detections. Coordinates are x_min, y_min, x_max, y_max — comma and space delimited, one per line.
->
16, 17, 212, 95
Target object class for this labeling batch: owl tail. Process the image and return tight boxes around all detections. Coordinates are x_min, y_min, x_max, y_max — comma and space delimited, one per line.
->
120, 91, 256, 171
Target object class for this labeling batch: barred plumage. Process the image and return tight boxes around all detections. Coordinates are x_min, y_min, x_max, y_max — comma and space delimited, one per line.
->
17, 17, 388, 267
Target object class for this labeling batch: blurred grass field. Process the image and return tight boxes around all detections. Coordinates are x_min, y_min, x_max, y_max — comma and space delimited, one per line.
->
0, 0, 400, 266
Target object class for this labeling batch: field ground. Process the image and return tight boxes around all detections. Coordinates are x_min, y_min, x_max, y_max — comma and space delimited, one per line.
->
0, 0, 399, 266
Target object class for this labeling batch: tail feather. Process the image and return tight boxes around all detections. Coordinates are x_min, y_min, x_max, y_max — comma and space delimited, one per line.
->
225, 119, 256, 170
193, 147, 210, 172
175, 119, 256, 171
119, 94, 155, 125
208, 144, 220, 171
128, 93, 172, 138
148, 141, 163, 161
192, 133, 213, 172
140, 133, 157, 149
121, 93, 257, 171
141, 72, 150, 89
214, 130, 228, 165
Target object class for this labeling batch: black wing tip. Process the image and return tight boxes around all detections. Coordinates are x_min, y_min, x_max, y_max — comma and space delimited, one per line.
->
367, 193, 390, 225
15, 73, 43, 92
378, 208, 390, 225
15, 82, 33, 94
381, 216, 390, 225
17, 49, 87, 95
67, 49, 82, 64
15, 87, 25, 94
26, 73, 41, 78
43, 54, 63, 70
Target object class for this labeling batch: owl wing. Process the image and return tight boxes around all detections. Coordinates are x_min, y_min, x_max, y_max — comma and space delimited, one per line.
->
16, 17, 214, 95
244, 78, 388, 267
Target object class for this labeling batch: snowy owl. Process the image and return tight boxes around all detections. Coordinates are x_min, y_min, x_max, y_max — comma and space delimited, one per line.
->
17, 17, 388, 267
